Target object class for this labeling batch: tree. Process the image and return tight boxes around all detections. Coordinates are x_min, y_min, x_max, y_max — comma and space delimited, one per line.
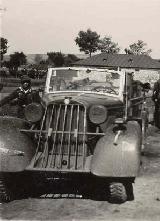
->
34, 54, 43, 65
75, 29, 100, 57
64, 54, 79, 66
0, 37, 8, 60
47, 52, 65, 67
9, 52, 27, 68
124, 40, 152, 55
98, 36, 120, 54
7, 52, 27, 77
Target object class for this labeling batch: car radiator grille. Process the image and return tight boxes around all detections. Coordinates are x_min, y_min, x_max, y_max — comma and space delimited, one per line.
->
31, 103, 90, 171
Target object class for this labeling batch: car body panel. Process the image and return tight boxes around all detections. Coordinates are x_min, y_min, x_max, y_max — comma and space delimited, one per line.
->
42, 92, 123, 109
91, 121, 141, 177
0, 117, 35, 172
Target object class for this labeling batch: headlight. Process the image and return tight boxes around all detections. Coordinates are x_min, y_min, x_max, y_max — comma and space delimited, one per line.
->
89, 105, 108, 124
24, 103, 44, 123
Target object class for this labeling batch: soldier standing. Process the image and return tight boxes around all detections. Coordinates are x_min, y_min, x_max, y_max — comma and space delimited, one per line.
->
152, 79, 160, 128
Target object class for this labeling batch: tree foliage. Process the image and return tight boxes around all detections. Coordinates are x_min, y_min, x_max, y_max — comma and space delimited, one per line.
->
47, 52, 65, 67
124, 40, 152, 55
0, 37, 8, 60
47, 52, 79, 67
6, 52, 27, 77
64, 54, 79, 66
75, 29, 100, 57
34, 54, 43, 65
9, 52, 27, 68
98, 36, 120, 54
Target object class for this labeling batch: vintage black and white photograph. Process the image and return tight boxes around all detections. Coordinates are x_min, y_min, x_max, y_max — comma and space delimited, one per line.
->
0, 0, 160, 220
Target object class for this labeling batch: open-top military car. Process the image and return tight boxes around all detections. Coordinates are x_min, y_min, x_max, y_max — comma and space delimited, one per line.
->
0, 67, 149, 203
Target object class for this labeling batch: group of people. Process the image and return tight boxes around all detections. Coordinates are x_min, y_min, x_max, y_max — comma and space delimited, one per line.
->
0, 67, 47, 79
20, 68, 47, 79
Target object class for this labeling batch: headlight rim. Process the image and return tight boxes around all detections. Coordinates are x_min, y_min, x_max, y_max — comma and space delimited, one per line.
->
89, 104, 108, 124
24, 102, 44, 123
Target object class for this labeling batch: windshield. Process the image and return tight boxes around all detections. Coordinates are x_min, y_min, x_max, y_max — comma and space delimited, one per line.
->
49, 69, 120, 95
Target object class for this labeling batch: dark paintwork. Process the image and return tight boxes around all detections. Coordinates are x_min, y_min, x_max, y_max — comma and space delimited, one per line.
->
0, 117, 36, 172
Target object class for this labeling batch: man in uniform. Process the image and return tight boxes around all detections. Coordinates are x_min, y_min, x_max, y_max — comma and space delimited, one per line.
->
152, 79, 160, 128
0, 75, 40, 118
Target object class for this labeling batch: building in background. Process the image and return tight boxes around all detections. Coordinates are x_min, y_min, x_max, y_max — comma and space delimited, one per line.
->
73, 53, 160, 85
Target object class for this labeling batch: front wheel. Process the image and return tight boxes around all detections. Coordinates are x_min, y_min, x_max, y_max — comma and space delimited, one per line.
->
0, 173, 31, 203
109, 182, 133, 203
0, 175, 13, 203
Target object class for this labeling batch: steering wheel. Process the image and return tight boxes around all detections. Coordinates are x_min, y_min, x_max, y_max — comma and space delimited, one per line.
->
91, 86, 117, 94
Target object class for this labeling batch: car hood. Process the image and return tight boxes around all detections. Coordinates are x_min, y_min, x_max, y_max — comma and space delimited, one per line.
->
42, 92, 123, 108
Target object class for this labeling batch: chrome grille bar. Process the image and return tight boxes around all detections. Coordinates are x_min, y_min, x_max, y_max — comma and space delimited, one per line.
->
48, 104, 62, 167
58, 104, 68, 168
22, 130, 105, 136
74, 105, 80, 169
41, 105, 55, 167
67, 105, 73, 169
29, 102, 91, 171
82, 107, 87, 168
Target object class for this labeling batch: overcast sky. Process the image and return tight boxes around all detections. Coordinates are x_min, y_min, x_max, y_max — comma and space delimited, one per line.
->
1, 0, 160, 58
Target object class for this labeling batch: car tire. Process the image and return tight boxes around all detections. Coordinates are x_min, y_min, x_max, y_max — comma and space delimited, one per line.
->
109, 182, 127, 203
0, 175, 13, 203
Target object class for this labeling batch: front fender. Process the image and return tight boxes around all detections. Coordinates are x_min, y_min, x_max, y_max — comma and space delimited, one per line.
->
91, 121, 141, 177
0, 116, 36, 172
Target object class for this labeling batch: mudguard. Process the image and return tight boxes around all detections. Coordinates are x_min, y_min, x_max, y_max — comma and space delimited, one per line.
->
0, 116, 36, 172
91, 121, 141, 177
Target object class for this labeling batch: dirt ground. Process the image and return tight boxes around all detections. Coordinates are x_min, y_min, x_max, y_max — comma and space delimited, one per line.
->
0, 125, 160, 221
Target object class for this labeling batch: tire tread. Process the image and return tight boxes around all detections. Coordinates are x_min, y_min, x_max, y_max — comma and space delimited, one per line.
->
109, 182, 127, 203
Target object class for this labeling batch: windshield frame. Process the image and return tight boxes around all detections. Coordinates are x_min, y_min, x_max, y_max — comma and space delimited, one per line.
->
45, 67, 124, 99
